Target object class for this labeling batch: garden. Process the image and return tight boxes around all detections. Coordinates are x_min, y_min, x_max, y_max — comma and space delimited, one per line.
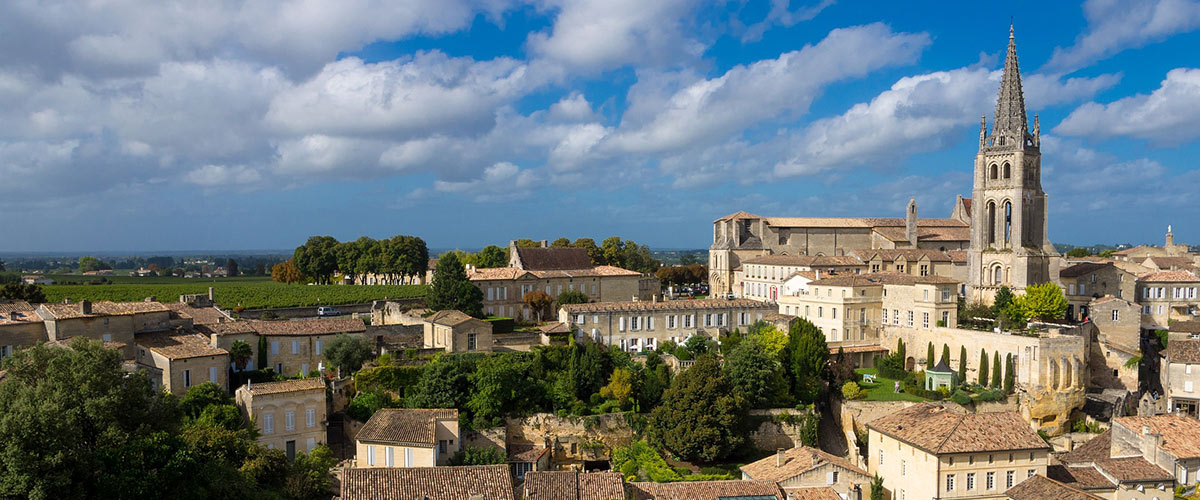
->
841, 338, 1014, 407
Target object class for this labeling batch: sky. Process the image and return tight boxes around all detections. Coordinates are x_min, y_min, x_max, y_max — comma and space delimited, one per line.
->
2, 0, 1200, 252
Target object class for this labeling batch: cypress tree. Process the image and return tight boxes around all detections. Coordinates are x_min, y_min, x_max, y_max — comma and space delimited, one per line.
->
958, 346, 968, 381
991, 352, 1002, 388
926, 342, 935, 370
1004, 353, 1015, 393
978, 349, 989, 386
940, 344, 950, 366
897, 339, 906, 363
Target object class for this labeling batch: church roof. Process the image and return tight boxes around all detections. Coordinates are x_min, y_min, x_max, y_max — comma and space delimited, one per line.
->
714, 211, 764, 222
992, 25, 1029, 143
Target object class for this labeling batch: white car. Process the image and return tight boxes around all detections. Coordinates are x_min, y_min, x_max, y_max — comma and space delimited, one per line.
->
317, 306, 341, 317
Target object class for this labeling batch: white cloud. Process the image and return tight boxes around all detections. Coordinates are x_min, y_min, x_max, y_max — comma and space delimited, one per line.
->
526, 0, 706, 72
185, 164, 263, 186
1043, 0, 1200, 72
1054, 68, 1200, 144
738, 0, 835, 43
432, 161, 539, 202
548, 91, 596, 122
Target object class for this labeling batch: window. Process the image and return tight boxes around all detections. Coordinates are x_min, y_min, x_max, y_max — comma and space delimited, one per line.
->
668, 315, 677, 329
285, 411, 295, 431
468, 333, 477, 351
879, 450, 884, 467
292, 341, 299, 355
306, 408, 315, 428
575, 314, 585, 325
920, 264, 929, 277
385, 447, 394, 467
923, 312, 930, 329
619, 317, 626, 332
209, 366, 218, 385
818, 307, 823, 318
183, 369, 192, 388
404, 448, 414, 467
907, 311, 914, 327
439, 440, 448, 455
1027, 470, 1035, 478
683, 315, 694, 328
942, 311, 950, 326
102, 333, 112, 342
946, 474, 955, 492
315, 340, 323, 355
631, 317, 641, 330
1069, 284, 1076, 295
1185, 380, 1194, 393
306, 437, 316, 452
923, 290, 929, 301
987, 471, 995, 490
271, 341, 279, 355
831, 471, 839, 483
1006, 470, 1015, 488
301, 363, 308, 375
704, 314, 713, 327
966, 473, 975, 490
893, 310, 899, 325
831, 308, 837, 320
264, 414, 274, 434
901, 460, 906, 476
1112, 310, 1119, 321
882, 309, 888, 323
366, 445, 375, 466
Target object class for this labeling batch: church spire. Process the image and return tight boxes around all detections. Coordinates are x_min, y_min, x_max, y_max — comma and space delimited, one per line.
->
992, 24, 1028, 147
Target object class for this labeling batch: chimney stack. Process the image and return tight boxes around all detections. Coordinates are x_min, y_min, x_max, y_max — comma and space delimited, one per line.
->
777, 448, 786, 467
208, 287, 215, 301
81, 300, 92, 315
906, 198, 918, 247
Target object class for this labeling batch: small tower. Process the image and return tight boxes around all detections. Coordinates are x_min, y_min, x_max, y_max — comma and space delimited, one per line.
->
906, 199, 918, 248
1166, 225, 1175, 248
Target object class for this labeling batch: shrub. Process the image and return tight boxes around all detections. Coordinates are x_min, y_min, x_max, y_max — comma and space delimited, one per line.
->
354, 365, 424, 395
950, 390, 972, 406
611, 441, 681, 483
973, 388, 1007, 403
449, 445, 506, 466
673, 346, 693, 361
346, 390, 396, 422
875, 354, 907, 380
841, 381, 865, 400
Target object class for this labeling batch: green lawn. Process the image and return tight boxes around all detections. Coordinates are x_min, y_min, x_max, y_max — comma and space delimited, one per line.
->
854, 368, 928, 402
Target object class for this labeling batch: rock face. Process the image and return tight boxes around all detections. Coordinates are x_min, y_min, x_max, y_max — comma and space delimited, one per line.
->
506, 413, 636, 464
1023, 386, 1087, 437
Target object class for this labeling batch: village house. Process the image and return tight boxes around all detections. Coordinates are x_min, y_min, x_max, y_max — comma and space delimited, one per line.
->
234, 377, 327, 459
740, 446, 873, 500
1004, 474, 1104, 500
201, 317, 367, 376
468, 241, 657, 321
1052, 430, 1176, 500
1111, 415, 1200, 485
0, 301, 44, 359
340, 464, 514, 500
1112, 228, 1195, 264
355, 408, 460, 468
21, 275, 54, 285
37, 300, 172, 359
1159, 329, 1200, 418
1060, 262, 1138, 322
1087, 296, 1142, 391
867, 404, 1050, 500
422, 310, 493, 353
738, 254, 866, 301
1136, 271, 1200, 330
557, 298, 776, 352
134, 329, 229, 394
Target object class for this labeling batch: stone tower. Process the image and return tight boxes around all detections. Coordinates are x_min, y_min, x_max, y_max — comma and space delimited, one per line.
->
967, 26, 1059, 303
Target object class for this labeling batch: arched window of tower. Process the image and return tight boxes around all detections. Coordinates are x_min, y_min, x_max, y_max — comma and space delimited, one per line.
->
987, 202, 997, 245
1004, 202, 1012, 246
990, 164, 998, 180
1003, 163, 1011, 179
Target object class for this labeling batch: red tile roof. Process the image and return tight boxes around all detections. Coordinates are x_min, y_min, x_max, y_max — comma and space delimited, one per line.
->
522, 471, 625, 500
560, 298, 773, 314
1138, 270, 1200, 283
513, 247, 594, 271
136, 330, 228, 359
249, 318, 366, 336
1166, 339, 1200, 364
1059, 430, 1111, 464
1046, 464, 1116, 490
38, 301, 169, 319
628, 479, 785, 500
1005, 474, 1105, 500
741, 254, 865, 267
340, 465, 514, 500
242, 377, 325, 396
740, 446, 867, 483
867, 403, 1048, 454
356, 408, 458, 446
1113, 415, 1200, 459
1093, 457, 1174, 482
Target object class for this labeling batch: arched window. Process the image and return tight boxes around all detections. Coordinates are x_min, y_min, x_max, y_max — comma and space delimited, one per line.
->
1004, 201, 1012, 246
990, 164, 998, 179
986, 202, 997, 245
993, 265, 1003, 285
1003, 163, 1011, 179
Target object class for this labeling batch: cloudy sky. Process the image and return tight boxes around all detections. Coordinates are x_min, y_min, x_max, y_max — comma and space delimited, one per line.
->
3, 0, 1200, 252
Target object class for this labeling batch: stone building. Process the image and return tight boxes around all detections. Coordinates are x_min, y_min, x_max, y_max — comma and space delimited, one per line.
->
0, 302, 46, 359
867, 404, 1050, 500
36, 300, 172, 359
200, 318, 367, 377
966, 27, 1059, 302
340, 465, 515, 500
1112, 227, 1195, 264
1004, 474, 1104, 500
1135, 270, 1200, 330
422, 310, 493, 353
738, 255, 866, 301
1060, 263, 1138, 322
355, 408, 460, 468
1160, 337, 1200, 418
521, 471, 625, 500
557, 298, 776, 352
467, 242, 655, 321
1111, 416, 1200, 486
1051, 430, 1175, 500
740, 446, 873, 500
1087, 296, 1141, 391
135, 329, 229, 394
235, 377, 327, 459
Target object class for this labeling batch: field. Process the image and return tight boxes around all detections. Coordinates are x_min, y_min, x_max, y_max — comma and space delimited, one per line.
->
40, 282, 429, 309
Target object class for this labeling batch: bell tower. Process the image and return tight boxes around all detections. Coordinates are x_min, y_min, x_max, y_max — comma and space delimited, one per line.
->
967, 26, 1058, 302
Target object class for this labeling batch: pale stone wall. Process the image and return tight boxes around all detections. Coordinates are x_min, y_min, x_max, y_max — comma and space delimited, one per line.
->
1162, 358, 1200, 414
473, 274, 647, 321
777, 284, 882, 345
236, 385, 326, 456
139, 349, 227, 394
558, 301, 776, 352
1136, 281, 1200, 329
882, 283, 959, 330
1063, 266, 1136, 320
263, 333, 361, 376
355, 441, 436, 467
775, 462, 874, 499
423, 320, 493, 353
0, 321, 49, 352
211, 332, 260, 370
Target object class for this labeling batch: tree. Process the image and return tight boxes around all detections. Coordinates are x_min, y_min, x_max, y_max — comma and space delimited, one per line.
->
1004, 353, 1015, 393
601, 237, 625, 268
572, 238, 604, 266
179, 382, 233, 419
599, 368, 634, 409
556, 289, 590, 307
1014, 282, 1069, 322
271, 259, 305, 284
0, 283, 46, 303
1066, 247, 1092, 258
870, 476, 885, 500
747, 322, 788, 360
255, 261, 266, 276
549, 237, 571, 248
391, 235, 429, 284
959, 346, 968, 382
991, 352, 1002, 388
226, 258, 239, 277
324, 333, 372, 375
725, 340, 780, 408
467, 353, 542, 428
941, 344, 950, 367
992, 286, 1014, 317
788, 319, 828, 403
408, 355, 477, 410
472, 245, 508, 268
680, 253, 699, 266
427, 253, 484, 318
77, 255, 110, 273
449, 445, 506, 466
522, 290, 554, 322
926, 342, 935, 370
228, 340, 253, 371
684, 334, 710, 355
292, 235, 339, 284
284, 445, 338, 500
649, 354, 747, 462
978, 349, 989, 386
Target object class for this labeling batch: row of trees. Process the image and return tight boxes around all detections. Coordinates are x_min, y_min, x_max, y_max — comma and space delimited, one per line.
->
960, 284, 1069, 329
922, 342, 1015, 393
291, 235, 429, 285
447, 237, 661, 274
654, 264, 708, 287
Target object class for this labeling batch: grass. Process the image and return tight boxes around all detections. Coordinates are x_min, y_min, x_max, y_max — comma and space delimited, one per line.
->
853, 368, 928, 402
40, 282, 428, 310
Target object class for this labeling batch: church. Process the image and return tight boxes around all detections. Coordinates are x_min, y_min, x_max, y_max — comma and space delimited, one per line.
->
709, 26, 1057, 304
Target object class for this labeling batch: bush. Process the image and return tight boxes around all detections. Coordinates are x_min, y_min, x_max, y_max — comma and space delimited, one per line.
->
673, 346, 693, 361
950, 390, 972, 406
611, 441, 681, 483
354, 365, 424, 395
875, 353, 908, 380
346, 390, 397, 422
972, 388, 1007, 403
449, 445, 506, 466
841, 381, 865, 400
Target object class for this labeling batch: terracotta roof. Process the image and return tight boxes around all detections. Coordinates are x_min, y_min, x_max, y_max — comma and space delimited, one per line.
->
946, 250, 968, 263
1088, 296, 1129, 307
1113, 415, 1200, 459
1059, 430, 1112, 464
249, 318, 366, 336
1061, 262, 1111, 278
740, 446, 867, 483
1170, 320, 1200, 334
560, 298, 772, 314
514, 247, 594, 271
1046, 465, 1116, 490
468, 265, 641, 281
1166, 339, 1200, 364
196, 321, 259, 336
165, 302, 230, 325
1137, 270, 1200, 282
427, 310, 477, 326
873, 226, 971, 243
242, 377, 325, 396
38, 301, 169, 319
867, 403, 1048, 454
715, 211, 764, 221
741, 254, 865, 267
809, 271, 958, 287
787, 488, 843, 500
0, 308, 39, 325
340, 465, 514, 500
136, 330, 228, 359
356, 408, 458, 446
961, 198, 972, 217
851, 249, 954, 262
628, 479, 785, 500
1093, 457, 1174, 483
538, 322, 571, 334
0, 301, 34, 314
1005, 474, 1105, 500
507, 443, 550, 463
759, 217, 968, 229
522, 471, 624, 500
1144, 256, 1196, 270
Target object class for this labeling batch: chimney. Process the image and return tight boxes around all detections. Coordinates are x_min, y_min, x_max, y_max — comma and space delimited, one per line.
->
81, 300, 92, 315
208, 287, 215, 301
815, 270, 821, 280
906, 198, 918, 247
539, 240, 548, 248
811, 451, 822, 467
777, 448, 786, 467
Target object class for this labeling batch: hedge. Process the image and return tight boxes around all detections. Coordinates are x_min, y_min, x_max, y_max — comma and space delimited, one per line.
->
355, 365, 424, 395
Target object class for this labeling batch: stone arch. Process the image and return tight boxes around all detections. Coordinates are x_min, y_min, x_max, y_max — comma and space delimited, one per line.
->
1003, 201, 1013, 246
1061, 357, 1072, 389
905, 357, 916, 371
1074, 358, 1084, 389
1003, 162, 1011, 179
990, 164, 999, 179
1048, 359, 1059, 390
990, 263, 1004, 286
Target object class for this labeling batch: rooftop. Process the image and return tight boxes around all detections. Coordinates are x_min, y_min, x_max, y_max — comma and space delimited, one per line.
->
521, 471, 625, 500
1059, 430, 1111, 464
1113, 415, 1200, 459
339, 465, 514, 500
1093, 457, 1173, 483
136, 330, 228, 359
356, 408, 458, 446
427, 310, 477, 326
1046, 464, 1116, 490
248, 318, 366, 336
513, 246, 594, 271
1005, 474, 1104, 500
740, 254, 865, 267
38, 300, 169, 320
1060, 262, 1112, 279
873, 225, 971, 243
1165, 338, 1200, 364
850, 248, 955, 262
867, 403, 1048, 454
1137, 270, 1200, 283
560, 298, 772, 314
242, 377, 325, 396
627, 479, 785, 500
164, 302, 230, 325
468, 265, 641, 281
0, 300, 34, 314
740, 446, 867, 483
808, 271, 958, 287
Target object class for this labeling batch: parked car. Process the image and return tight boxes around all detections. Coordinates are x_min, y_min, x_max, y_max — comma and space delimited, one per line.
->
317, 306, 341, 317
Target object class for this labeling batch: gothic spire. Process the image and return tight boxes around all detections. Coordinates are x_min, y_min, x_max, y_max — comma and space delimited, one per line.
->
992, 25, 1028, 146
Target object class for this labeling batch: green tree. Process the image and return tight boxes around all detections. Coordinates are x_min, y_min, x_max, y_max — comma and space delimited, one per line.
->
993, 286, 1014, 316
449, 445, 506, 466
1098, 249, 1115, 258
680, 253, 699, 266
228, 340, 253, 371
468, 353, 542, 428
472, 245, 508, 268
978, 349, 989, 386
599, 368, 634, 409
1004, 353, 1015, 393
293, 235, 340, 284
870, 476, 884, 500
648, 355, 747, 462
746, 322, 788, 360
556, 289, 590, 307
408, 355, 478, 410
571, 238, 604, 265
522, 290, 554, 322
600, 237, 625, 268
684, 334, 710, 355
724, 340, 779, 408
0, 283, 46, 303
926, 342, 935, 370
991, 352, 1002, 388
180, 382, 233, 419
1013, 282, 1069, 322
549, 237, 571, 248
427, 253, 484, 318
226, 258, 239, 277
324, 333, 373, 375
941, 344, 950, 367
959, 346, 968, 382
896, 338, 906, 362
788, 319, 828, 403
284, 445, 338, 500
257, 335, 269, 371
637, 352, 672, 410
1066, 247, 1092, 258
77, 255, 110, 273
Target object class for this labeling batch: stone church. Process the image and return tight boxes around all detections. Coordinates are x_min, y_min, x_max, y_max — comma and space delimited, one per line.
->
710, 27, 1057, 304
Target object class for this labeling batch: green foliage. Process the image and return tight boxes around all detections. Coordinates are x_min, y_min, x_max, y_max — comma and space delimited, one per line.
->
293, 235, 340, 284
347, 390, 397, 422
324, 333, 373, 375
991, 352, 1002, 388
788, 318, 828, 403
284, 445, 339, 500
940, 344, 950, 367
1124, 355, 1143, 369
0, 282, 45, 303
798, 406, 820, 447
407, 355, 478, 410
871, 476, 885, 500
77, 255, 111, 273
556, 289, 590, 306
180, 382, 233, 418
973, 388, 1007, 403
469, 245, 508, 269
649, 355, 747, 463
600, 368, 634, 409
978, 349, 989, 386
427, 253, 484, 318
959, 346, 968, 382
612, 441, 681, 482
992, 286, 1014, 316
841, 381, 865, 400
355, 365, 424, 394
1071, 419, 1104, 434
1156, 330, 1169, 349
926, 342, 934, 370
1004, 353, 1015, 393
257, 335, 268, 371
875, 351, 908, 380
449, 445, 507, 466
1066, 248, 1092, 258
522, 290, 554, 322
228, 340, 253, 371
41, 282, 427, 309
684, 335, 710, 355
468, 353, 543, 428
1013, 282, 1068, 322
673, 345, 693, 361
724, 340, 781, 408
746, 322, 788, 360
950, 390, 972, 406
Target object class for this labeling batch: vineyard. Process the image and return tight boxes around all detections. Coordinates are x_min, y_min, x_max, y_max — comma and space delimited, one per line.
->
40, 282, 429, 309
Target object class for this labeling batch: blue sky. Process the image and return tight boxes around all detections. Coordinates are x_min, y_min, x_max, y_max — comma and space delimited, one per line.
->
3, 0, 1200, 252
